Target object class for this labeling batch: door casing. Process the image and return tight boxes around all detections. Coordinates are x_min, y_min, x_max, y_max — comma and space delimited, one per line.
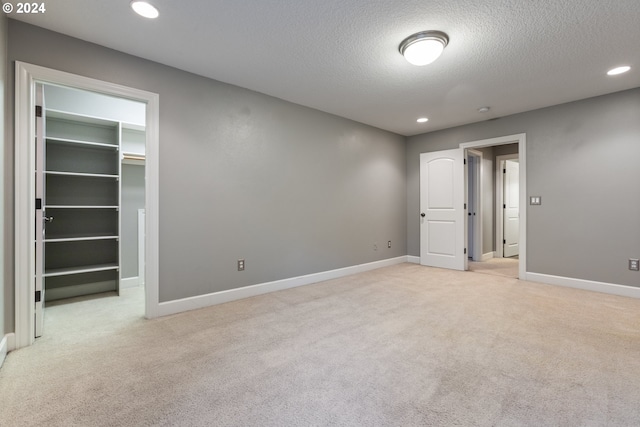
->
14, 61, 161, 349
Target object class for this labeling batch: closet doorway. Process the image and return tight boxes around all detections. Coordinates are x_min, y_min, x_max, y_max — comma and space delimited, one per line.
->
14, 62, 160, 349
34, 83, 147, 337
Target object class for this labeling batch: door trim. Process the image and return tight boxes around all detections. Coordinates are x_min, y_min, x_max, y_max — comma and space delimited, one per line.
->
14, 61, 161, 349
460, 134, 526, 280
495, 154, 519, 258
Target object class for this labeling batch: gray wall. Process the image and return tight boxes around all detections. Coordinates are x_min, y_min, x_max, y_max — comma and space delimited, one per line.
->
408, 89, 640, 287
5, 20, 406, 328
121, 164, 145, 278
494, 143, 519, 158
0, 13, 6, 336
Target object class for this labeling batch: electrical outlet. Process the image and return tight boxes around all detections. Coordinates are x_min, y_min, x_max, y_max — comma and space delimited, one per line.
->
388, 241, 391, 248
630, 259, 639, 271
237, 259, 245, 271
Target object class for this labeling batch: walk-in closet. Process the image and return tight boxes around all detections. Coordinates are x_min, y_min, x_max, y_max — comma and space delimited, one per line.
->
35, 84, 146, 335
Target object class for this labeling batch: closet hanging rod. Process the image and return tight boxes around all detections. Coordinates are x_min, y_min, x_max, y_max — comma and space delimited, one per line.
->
122, 154, 145, 161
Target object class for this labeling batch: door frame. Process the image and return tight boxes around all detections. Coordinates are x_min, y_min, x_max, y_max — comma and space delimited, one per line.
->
14, 61, 161, 349
460, 133, 526, 279
495, 154, 519, 258
466, 149, 483, 262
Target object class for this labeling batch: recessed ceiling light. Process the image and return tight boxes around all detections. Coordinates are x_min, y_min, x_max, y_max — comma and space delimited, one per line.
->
417, 117, 429, 123
607, 66, 630, 76
399, 31, 449, 66
477, 106, 490, 113
131, 1, 159, 19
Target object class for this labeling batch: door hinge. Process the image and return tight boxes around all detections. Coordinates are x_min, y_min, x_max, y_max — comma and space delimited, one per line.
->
464, 203, 467, 209
36, 198, 42, 210
35, 105, 43, 118
35, 290, 41, 303
503, 239, 506, 244
503, 204, 506, 209
503, 168, 506, 173
464, 248, 467, 254
464, 159, 466, 165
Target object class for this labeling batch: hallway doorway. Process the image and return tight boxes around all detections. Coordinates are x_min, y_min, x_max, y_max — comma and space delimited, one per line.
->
460, 135, 525, 279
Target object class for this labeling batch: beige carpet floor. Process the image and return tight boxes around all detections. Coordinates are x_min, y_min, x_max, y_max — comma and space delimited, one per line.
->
469, 257, 519, 278
2, 263, 640, 426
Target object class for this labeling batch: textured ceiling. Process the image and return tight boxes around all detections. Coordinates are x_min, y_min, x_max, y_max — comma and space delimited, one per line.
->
10, 0, 640, 136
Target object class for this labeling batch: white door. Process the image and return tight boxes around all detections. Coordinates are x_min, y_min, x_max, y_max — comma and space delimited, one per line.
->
35, 84, 46, 337
503, 160, 519, 257
420, 149, 465, 270
467, 156, 475, 259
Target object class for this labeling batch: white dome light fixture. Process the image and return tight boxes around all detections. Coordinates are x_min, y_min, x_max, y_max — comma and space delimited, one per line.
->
399, 31, 449, 66
131, 1, 159, 19
417, 117, 429, 123
607, 66, 630, 76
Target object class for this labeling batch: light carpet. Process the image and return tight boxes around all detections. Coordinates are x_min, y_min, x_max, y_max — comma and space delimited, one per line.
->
469, 257, 519, 278
2, 263, 639, 426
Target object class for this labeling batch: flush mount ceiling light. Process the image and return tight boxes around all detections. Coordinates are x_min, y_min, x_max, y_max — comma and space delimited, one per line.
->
477, 106, 490, 113
399, 31, 449, 66
131, 1, 159, 19
417, 117, 429, 123
607, 66, 631, 76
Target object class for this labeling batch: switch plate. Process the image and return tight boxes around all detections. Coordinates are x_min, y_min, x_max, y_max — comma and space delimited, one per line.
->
238, 259, 245, 271
530, 196, 542, 205
630, 259, 639, 271
388, 241, 391, 248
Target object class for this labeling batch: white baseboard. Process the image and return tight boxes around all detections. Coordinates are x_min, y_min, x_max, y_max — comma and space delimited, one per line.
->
481, 252, 495, 261
1, 333, 15, 369
0, 336, 7, 369
407, 256, 420, 264
121, 276, 142, 289
526, 272, 640, 299
156, 256, 408, 317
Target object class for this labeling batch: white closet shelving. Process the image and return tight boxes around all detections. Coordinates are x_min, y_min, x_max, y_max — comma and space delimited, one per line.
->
43, 109, 122, 301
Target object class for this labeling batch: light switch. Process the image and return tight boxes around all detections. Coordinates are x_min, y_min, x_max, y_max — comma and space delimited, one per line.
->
530, 196, 542, 205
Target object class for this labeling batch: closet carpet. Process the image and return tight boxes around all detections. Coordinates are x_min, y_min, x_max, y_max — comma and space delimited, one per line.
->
2, 263, 639, 426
